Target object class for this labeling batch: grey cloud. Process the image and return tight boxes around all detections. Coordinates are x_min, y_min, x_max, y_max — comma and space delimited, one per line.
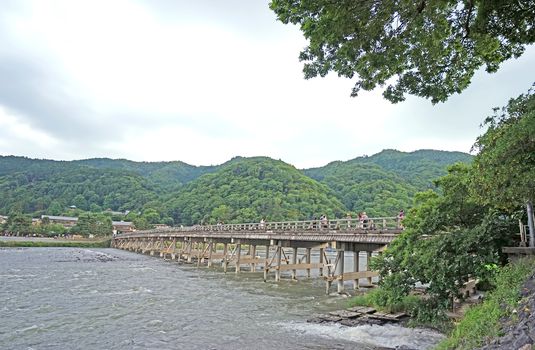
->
0, 1, 121, 147
142, 0, 281, 39
0, 54, 117, 144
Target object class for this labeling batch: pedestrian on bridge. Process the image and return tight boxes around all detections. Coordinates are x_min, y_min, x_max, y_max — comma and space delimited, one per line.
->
361, 212, 369, 229
346, 213, 352, 228
397, 209, 405, 229
320, 214, 328, 229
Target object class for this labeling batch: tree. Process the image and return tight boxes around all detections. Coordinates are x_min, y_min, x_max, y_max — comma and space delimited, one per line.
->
371, 165, 515, 319
5, 213, 32, 235
471, 86, 535, 245
71, 213, 112, 236
270, 0, 535, 103
133, 217, 152, 230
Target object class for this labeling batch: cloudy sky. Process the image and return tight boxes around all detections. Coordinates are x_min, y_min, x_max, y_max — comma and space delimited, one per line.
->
0, 0, 533, 168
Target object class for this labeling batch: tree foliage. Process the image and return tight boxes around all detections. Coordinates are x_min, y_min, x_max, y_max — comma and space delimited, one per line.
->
70, 213, 112, 237
471, 86, 535, 210
368, 88, 533, 321
372, 164, 516, 320
270, 0, 535, 103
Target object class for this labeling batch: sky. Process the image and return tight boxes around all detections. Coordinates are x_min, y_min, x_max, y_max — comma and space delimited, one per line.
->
0, 0, 533, 169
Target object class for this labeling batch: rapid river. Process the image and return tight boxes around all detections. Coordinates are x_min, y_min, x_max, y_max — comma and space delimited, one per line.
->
0, 248, 444, 349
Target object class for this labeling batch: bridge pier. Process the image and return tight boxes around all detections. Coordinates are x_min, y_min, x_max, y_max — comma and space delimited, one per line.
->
263, 245, 270, 282
291, 247, 298, 280
306, 248, 311, 278
223, 243, 228, 273
235, 242, 241, 274
353, 251, 360, 290
187, 240, 193, 263
336, 249, 345, 293
319, 248, 324, 277
367, 251, 373, 285
207, 241, 213, 267
251, 245, 256, 272
275, 246, 282, 282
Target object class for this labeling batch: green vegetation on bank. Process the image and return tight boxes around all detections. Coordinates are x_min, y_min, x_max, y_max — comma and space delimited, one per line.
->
344, 87, 535, 333
436, 258, 535, 350
0, 239, 111, 248
349, 288, 420, 315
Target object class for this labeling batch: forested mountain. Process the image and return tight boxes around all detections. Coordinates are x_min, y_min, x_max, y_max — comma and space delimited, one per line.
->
164, 157, 346, 225
74, 158, 217, 190
304, 149, 472, 216
356, 149, 473, 189
0, 150, 471, 222
0, 164, 157, 215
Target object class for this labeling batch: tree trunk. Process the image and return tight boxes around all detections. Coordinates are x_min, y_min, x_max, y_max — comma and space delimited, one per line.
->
527, 201, 535, 248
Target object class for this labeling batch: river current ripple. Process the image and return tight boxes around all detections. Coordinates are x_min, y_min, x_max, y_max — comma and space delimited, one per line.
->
0, 248, 444, 349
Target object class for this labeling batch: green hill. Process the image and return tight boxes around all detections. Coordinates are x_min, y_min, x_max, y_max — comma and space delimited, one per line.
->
0, 164, 157, 215
356, 149, 473, 189
74, 158, 216, 190
164, 157, 346, 225
304, 149, 472, 216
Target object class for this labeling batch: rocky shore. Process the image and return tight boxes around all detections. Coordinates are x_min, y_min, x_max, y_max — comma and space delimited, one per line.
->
477, 272, 535, 350
308, 306, 410, 327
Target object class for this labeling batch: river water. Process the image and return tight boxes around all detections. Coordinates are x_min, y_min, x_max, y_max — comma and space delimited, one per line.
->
0, 248, 444, 349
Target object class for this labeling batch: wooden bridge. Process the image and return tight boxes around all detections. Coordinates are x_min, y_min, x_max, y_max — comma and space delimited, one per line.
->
112, 217, 403, 294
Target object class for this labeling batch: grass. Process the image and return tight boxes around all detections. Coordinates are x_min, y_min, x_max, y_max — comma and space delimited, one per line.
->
435, 257, 535, 350
349, 288, 420, 314
0, 239, 111, 248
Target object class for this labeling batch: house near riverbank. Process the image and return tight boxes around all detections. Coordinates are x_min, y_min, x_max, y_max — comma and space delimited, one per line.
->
0, 215, 7, 224
112, 221, 134, 234
40, 215, 78, 228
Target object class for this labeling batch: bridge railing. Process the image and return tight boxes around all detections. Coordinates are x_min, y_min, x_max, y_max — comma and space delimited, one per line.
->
117, 217, 403, 237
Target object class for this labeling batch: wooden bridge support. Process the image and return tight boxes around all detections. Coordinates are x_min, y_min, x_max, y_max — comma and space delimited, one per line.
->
306, 248, 311, 278
353, 251, 360, 290
235, 242, 241, 274
113, 235, 386, 295
336, 249, 345, 293
367, 251, 373, 285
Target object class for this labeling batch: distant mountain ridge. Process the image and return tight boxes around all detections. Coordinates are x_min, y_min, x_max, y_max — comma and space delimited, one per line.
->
303, 149, 472, 217
0, 150, 472, 222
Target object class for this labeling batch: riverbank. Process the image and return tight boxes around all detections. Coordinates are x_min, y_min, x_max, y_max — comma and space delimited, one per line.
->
436, 257, 535, 350
340, 258, 535, 349
0, 237, 111, 248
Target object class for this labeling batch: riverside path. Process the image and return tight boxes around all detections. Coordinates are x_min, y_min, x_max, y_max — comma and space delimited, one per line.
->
112, 217, 403, 294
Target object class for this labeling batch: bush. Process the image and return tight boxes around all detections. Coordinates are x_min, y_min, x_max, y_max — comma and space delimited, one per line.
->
349, 288, 420, 314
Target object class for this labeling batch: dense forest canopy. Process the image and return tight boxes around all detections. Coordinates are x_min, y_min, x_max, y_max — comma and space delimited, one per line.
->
304, 149, 472, 217
270, 0, 535, 103
0, 149, 471, 226
164, 157, 347, 225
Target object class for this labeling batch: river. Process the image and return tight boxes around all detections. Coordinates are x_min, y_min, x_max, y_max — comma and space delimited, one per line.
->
0, 248, 444, 349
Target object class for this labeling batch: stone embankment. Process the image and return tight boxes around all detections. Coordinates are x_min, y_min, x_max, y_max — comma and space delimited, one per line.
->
308, 306, 409, 326
477, 272, 535, 350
